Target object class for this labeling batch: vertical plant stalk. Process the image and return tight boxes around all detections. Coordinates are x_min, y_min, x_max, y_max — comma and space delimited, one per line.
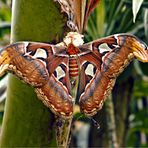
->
105, 95, 118, 148
113, 76, 134, 146
56, 76, 79, 148
0, 0, 67, 147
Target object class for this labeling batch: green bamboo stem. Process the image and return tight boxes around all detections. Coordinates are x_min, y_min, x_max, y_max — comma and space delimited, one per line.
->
0, 0, 67, 147
105, 95, 118, 148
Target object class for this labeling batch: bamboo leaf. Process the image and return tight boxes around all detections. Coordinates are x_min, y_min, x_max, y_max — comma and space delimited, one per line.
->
96, 0, 105, 37
132, 0, 144, 22
144, 8, 148, 40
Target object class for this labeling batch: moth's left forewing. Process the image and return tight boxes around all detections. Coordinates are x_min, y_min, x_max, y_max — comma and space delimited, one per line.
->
0, 42, 49, 86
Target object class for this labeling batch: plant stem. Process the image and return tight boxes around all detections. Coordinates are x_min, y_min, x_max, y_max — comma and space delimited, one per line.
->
105, 95, 118, 148
56, 76, 79, 148
0, 0, 67, 146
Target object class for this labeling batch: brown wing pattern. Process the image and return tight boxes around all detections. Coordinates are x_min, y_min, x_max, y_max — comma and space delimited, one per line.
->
0, 34, 147, 118
79, 34, 148, 116
0, 42, 49, 87
0, 42, 73, 118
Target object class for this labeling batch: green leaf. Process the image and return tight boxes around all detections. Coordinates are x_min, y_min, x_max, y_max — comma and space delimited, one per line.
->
96, 0, 105, 37
144, 8, 148, 40
133, 78, 148, 97
132, 0, 144, 22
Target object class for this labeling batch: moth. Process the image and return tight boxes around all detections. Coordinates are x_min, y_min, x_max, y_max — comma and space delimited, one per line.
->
0, 32, 148, 119
0, 0, 148, 120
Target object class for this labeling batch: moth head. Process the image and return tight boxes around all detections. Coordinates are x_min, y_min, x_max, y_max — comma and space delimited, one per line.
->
63, 32, 84, 47
129, 37, 148, 62
0, 49, 10, 77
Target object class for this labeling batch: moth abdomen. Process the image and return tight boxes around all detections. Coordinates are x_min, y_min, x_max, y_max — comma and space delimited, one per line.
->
69, 57, 78, 77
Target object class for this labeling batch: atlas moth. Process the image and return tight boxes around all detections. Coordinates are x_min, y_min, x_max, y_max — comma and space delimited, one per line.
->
0, 0, 148, 147
0, 31, 148, 119
0, 0, 148, 119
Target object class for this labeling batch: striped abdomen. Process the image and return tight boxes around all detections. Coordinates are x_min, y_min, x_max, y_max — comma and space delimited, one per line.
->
69, 57, 78, 77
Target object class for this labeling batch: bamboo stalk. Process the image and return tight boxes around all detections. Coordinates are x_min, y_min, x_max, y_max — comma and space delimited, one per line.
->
105, 95, 118, 148
0, 0, 66, 146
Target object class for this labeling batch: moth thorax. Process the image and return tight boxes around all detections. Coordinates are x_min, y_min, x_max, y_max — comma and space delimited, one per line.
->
66, 44, 79, 55
63, 32, 84, 47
